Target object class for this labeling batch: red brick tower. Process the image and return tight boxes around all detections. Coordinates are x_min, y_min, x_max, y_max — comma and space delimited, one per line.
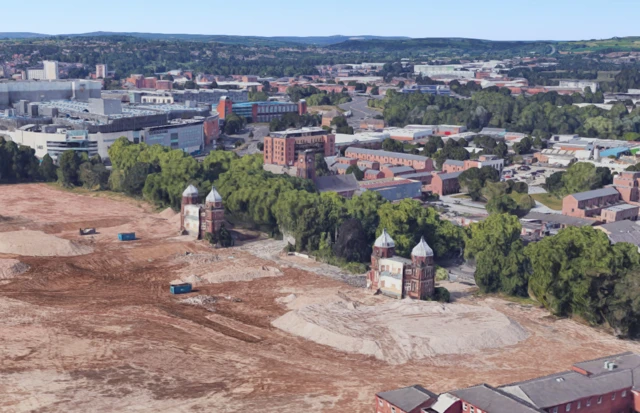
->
298, 99, 307, 115
368, 229, 396, 291
296, 150, 316, 180
181, 184, 200, 231
202, 187, 225, 238
410, 237, 436, 299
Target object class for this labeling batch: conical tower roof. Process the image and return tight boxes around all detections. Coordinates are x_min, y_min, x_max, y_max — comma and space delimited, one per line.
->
374, 228, 395, 248
182, 184, 199, 197
206, 186, 223, 203
411, 236, 434, 257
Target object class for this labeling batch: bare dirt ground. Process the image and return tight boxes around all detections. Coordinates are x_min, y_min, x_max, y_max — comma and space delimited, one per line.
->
2, 183, 640, 412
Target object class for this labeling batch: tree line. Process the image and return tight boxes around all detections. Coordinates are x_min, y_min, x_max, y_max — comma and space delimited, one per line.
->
466, 213, 640, 338
371, 86, 640, 140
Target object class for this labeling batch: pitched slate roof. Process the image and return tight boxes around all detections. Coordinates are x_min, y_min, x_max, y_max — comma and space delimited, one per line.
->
598, 222, 640, 245
435, 171, 462, 180
314, 174, 359, 194
569, 187, 619, 201
377, 385, 437, 412
443, 159, 465, 167
499, 369, 633, 409
451, 384, 544, 413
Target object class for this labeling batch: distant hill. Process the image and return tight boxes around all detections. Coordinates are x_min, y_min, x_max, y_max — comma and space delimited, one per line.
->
328, 37, 556, 55
0, 31, 409, 46
0, 32, 48, 39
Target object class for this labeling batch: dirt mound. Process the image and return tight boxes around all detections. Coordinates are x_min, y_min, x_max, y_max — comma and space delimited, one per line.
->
273, 299, 529, 365
0, 259, 29, 279
0, 231, 93, 257
158, 208, 177, 220
175, 253, 282, 284
157, 208, 181, 227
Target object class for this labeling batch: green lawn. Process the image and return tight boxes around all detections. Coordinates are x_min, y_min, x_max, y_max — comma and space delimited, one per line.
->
531, 193, 563, 211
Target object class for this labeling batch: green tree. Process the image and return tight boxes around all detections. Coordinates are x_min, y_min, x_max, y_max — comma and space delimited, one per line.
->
333, 218, 370, 263
224, 114, 246, 135
346, 191, 386, 244
79, 160, 110, 190
346, 165, 364, 181
465, 214, 528, 296
525, 227, 640, 324
486, 195, 518, 215
122, 162, 153, 196
39, 154, 58, 182
377, 199, 464, 258
560, 162, 610, 195
545, 171, 565, 194
57, 150, 82, 187
382, 138, 405, 153
315, 153, 330, 177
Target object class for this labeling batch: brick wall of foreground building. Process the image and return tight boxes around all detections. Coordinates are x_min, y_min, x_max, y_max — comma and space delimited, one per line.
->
429, 172, 462, 196
562, 188, 625, 219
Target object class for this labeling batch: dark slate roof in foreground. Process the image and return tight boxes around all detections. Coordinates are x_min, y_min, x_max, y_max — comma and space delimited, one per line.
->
377, 385, 437, 412
314, 174, 359, 193
451, 384, 544, 413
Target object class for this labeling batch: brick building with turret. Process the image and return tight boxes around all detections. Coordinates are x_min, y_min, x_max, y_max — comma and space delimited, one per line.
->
368, 229, 436, 300
180, 185, 225, 239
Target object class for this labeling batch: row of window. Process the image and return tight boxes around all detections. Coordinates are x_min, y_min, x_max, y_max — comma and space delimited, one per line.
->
550, 390, 627, 413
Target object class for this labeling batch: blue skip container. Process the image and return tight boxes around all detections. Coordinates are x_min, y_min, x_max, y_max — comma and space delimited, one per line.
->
170, 283, 193, 295
118, 232, 136, 241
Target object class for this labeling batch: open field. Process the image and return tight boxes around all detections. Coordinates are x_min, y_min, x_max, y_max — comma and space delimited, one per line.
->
531, 193, 563, 210
2, 183, 640, 412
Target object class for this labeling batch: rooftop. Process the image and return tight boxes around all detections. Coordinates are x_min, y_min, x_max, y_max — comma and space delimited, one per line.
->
435, 171, 463, 180
500, 369, 633, 409
603, 203, 638, 212
377, 385, 437, 412
451, 384, 544, 413
443, 159, 465, 167
385, 166, 415, 174
521, 212, 595, 227
360, 179, 416, 190
597, 222, 640, 245
313, 174, 359, 194
374, 228, 395, 248
570, 187, 619, 202
270, 127, 328, 138
346, 147, 430, 163
572, 352, 640, 378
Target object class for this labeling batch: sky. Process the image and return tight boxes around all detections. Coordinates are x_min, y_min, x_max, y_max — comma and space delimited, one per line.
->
2, 0, 639, 41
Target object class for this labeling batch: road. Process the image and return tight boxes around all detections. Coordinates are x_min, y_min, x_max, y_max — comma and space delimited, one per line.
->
339, 96, 383, 129
229, 124, 270, 156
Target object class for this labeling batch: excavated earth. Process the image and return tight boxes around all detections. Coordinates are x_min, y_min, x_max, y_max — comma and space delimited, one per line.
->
1, 183, 640, 413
